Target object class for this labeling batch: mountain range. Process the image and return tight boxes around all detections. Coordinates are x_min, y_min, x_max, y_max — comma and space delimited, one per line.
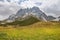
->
5, 6, 57, 23
58, 16, 60, 21
0, 6, 60, 25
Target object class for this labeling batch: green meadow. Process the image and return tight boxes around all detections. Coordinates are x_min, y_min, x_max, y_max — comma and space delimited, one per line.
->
0, 22, 60, 40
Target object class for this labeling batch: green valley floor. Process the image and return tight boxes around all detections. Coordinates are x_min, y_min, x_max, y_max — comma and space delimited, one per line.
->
0, 22, 60, 40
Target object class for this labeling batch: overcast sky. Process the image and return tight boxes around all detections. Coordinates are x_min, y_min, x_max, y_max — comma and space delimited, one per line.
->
0, 0, 60, 20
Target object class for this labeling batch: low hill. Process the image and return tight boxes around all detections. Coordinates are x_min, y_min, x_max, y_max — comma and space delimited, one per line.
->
6, 16, 40, 26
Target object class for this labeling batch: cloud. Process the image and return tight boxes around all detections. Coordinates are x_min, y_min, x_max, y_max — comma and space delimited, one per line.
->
0, 0, 60, 20
35, 2, 42, 6
0, 1, 20, 20
29, 0, 60, 17
20, 1, 36, 8
42, 0, 60, 17
0, 15, 4, 20
19, 0, 60, 17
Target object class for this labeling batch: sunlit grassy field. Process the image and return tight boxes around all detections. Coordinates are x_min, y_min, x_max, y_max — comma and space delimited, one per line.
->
0, 22, 60, 40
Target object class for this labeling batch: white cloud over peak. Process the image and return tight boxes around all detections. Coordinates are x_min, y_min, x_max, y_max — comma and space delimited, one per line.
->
20, 1, 36, 8
0, 0, 60, 20
18, 0, 60, 17
0, 1, 21, 20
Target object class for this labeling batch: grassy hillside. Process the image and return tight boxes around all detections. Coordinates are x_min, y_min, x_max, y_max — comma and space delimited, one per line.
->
5, 16, 40, 26
0, 21, 60, 40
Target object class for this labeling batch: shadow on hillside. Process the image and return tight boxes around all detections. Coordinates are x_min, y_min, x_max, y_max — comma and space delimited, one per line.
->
0, 16, 40, 27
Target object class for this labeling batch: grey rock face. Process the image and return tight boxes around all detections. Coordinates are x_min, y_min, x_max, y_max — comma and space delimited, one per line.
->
6, 6, 56, 22
16, 6, 48, 21
58, 16, 60, 18
47, 16, 56, 21
58, 16, 60, 21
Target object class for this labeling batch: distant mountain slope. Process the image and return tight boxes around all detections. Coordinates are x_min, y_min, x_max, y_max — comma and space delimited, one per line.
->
47, 16, 56, 21
58, 16, 60, 21
6, 6, 48, 22
58, 16, 60, 18
6, 16, 40, 26
0, 6, 58, 25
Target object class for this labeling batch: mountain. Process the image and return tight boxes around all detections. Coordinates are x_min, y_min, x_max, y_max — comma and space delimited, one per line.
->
2, 6, 57, 24
47, 16, 56, 21
58, 16, 60, 18
7, 6, 48, 21
16, 6, 48, 22
6, 16, 40, 26
58, 16, 60, 21
6, 14, 16, 22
